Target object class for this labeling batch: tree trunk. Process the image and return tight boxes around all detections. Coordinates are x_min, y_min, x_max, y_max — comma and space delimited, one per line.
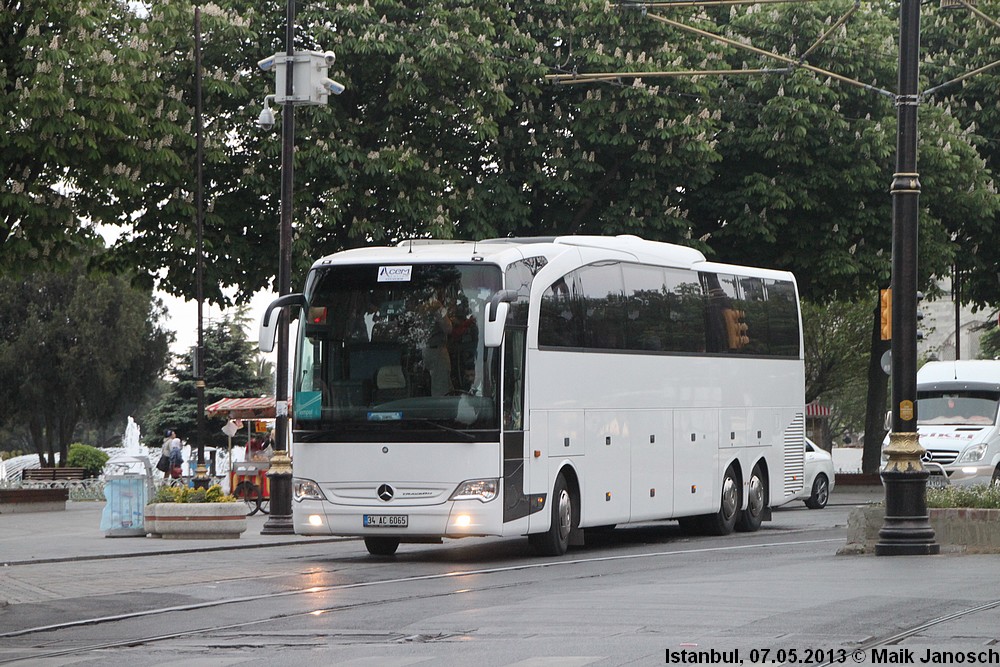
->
863, 298, 891, 474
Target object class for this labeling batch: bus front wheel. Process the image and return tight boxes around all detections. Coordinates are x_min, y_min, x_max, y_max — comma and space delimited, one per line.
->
530, 474, 575, 556
364, 536, 400, 556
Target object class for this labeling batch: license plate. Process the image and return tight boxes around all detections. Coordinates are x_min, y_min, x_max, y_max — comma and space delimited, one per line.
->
927, 475, 948, 489
363, 514, 408, 528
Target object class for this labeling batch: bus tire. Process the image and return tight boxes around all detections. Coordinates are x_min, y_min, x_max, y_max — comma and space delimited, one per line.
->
529, 474, 574, 556
700, 465, 740, 536
364, 536, 400, 556
736, 464, 766, 532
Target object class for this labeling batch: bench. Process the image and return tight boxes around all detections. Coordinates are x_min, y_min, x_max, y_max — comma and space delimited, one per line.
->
0, 487, 69, 513
22, 467, 87, 481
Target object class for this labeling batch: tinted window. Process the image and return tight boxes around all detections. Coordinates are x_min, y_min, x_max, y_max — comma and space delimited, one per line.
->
539, 261, 799, 358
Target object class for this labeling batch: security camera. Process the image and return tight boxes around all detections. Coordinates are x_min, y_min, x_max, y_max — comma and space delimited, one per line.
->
323, 51, 337, 66
257, 55, 277, 72
321, 78, 345, 95
257, 106, 275, 130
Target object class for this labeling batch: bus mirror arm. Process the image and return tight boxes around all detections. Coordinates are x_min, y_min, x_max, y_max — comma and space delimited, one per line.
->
258, 293, 306, 353
487, 290, 518, 323
484, 290, 517, 348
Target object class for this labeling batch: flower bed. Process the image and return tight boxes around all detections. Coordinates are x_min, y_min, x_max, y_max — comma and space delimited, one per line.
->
842, 485, 1000, 554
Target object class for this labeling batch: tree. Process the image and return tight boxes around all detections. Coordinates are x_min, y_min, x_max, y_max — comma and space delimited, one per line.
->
0, 255, 171, 466
143, 312, 269, 451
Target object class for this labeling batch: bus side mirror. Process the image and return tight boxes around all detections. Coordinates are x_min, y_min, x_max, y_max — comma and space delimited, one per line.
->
484, 290, 518, 348
258, 293, 306, 353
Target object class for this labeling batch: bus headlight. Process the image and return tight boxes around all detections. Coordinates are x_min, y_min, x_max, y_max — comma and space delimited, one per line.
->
956, 443, 988, 464
293, 478, 327, 502
449, 478, 499, 502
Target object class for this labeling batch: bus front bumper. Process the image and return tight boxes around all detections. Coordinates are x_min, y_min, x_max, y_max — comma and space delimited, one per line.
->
293, 499, 503, 539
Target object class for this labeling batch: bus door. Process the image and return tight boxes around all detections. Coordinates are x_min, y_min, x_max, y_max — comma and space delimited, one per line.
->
501, 326, 532, 527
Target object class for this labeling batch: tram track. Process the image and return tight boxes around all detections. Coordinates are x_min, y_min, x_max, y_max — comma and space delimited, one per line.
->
0, 536, 840, 664
6, 535, 994, 667
810, 598, 1000, 667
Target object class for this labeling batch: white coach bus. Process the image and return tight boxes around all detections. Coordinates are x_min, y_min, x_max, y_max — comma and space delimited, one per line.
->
259, 235, 806, 556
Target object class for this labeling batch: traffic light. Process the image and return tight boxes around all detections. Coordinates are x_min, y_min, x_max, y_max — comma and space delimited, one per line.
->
880, 288, 892, 341
724, 308, 749, 349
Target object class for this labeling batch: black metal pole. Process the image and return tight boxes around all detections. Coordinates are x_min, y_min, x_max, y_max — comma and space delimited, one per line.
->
262, 0, 295, 534
876, 0, 938, 556
194, 6, 209, 490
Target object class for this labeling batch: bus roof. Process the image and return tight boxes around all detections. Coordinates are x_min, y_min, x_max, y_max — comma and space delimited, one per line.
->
309, 235, 794, 281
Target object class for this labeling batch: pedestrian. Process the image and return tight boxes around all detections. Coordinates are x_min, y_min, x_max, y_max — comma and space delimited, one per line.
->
161, 429, 182, 479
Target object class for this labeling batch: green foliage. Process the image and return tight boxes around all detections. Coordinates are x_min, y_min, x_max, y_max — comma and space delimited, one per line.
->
802, 299, 872, 440
142, 312, 269, 449
0, 253, 172, 466
979, 325, 1000, 360
151, 484, 236, 504
66, 443, 110, 477
927, 485, 1000, 510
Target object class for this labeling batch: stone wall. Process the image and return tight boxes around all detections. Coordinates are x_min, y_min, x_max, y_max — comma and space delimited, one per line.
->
841, 505, 1000, 554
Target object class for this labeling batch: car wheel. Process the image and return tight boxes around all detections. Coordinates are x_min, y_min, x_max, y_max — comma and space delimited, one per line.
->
364, 536, 400, 556
805, 473, 829, 510
700, 465, 740, 536
736, 464, 766, 532
529, 474, 575, 556
991, 466, 1000, 488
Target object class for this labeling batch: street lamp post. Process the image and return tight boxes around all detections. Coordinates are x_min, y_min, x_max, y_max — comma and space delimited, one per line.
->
193, 6, 209, 490
256, 2, 344, 535
876, 0, 939, 556
262, 0, 298, 535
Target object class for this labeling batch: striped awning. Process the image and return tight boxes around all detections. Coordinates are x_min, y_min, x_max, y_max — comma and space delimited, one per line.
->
806, 402, 831, 418
205, 397, 287, 419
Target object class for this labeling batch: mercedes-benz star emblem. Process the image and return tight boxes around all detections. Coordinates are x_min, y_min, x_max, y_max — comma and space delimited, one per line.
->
377, 484, 394, 502
921, 451, 933, 463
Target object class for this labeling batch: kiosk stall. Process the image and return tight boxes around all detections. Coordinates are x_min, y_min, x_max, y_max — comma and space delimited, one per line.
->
206, 397, 289, 516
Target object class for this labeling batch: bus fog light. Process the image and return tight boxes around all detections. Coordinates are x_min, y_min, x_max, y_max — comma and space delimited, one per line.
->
308, 514, 325, 527
453, 514, 472, 528
449, 478, 499, 502
294, 478, 327, 502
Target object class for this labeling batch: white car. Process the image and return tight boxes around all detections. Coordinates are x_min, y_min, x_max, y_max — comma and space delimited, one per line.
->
797, 438, 836, 509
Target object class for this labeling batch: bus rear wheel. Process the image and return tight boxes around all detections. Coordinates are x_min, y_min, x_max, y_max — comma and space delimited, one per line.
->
529, 474, 575, 556
736, 464, 766, 532
700, 465, 740, 536
364, 536, 400, 556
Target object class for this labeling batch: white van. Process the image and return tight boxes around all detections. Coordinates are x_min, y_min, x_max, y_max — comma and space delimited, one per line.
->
888, 360, 1000, 487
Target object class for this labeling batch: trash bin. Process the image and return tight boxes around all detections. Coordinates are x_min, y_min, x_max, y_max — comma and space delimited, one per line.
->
101, 456, 155, 537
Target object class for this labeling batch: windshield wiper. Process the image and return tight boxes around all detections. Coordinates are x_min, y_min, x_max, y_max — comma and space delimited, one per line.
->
403, 419, 476, 441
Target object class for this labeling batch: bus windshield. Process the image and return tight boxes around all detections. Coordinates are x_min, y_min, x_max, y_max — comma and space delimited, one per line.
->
917, 390, 1000, 426
293, 263, 503, 441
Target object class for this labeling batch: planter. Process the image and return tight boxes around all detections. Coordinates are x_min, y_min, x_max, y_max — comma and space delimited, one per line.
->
841, 505, 1000, 554
147, 502, 247, 540
144, 505, 161, 538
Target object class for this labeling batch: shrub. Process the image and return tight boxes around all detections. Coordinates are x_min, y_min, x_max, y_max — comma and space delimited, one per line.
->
926, 484, 1000, 509
67, 443, 110, 477
151, 484, 236, 504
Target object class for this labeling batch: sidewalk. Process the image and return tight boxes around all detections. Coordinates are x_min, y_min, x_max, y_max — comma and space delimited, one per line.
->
1, 485, 884, 567
0, 501, 345, 566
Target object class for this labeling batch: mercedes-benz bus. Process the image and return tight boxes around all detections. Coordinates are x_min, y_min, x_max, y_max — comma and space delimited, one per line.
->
259, 235, 805, 556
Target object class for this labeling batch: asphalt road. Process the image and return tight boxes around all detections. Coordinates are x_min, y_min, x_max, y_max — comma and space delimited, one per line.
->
2, 489, 998, 666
